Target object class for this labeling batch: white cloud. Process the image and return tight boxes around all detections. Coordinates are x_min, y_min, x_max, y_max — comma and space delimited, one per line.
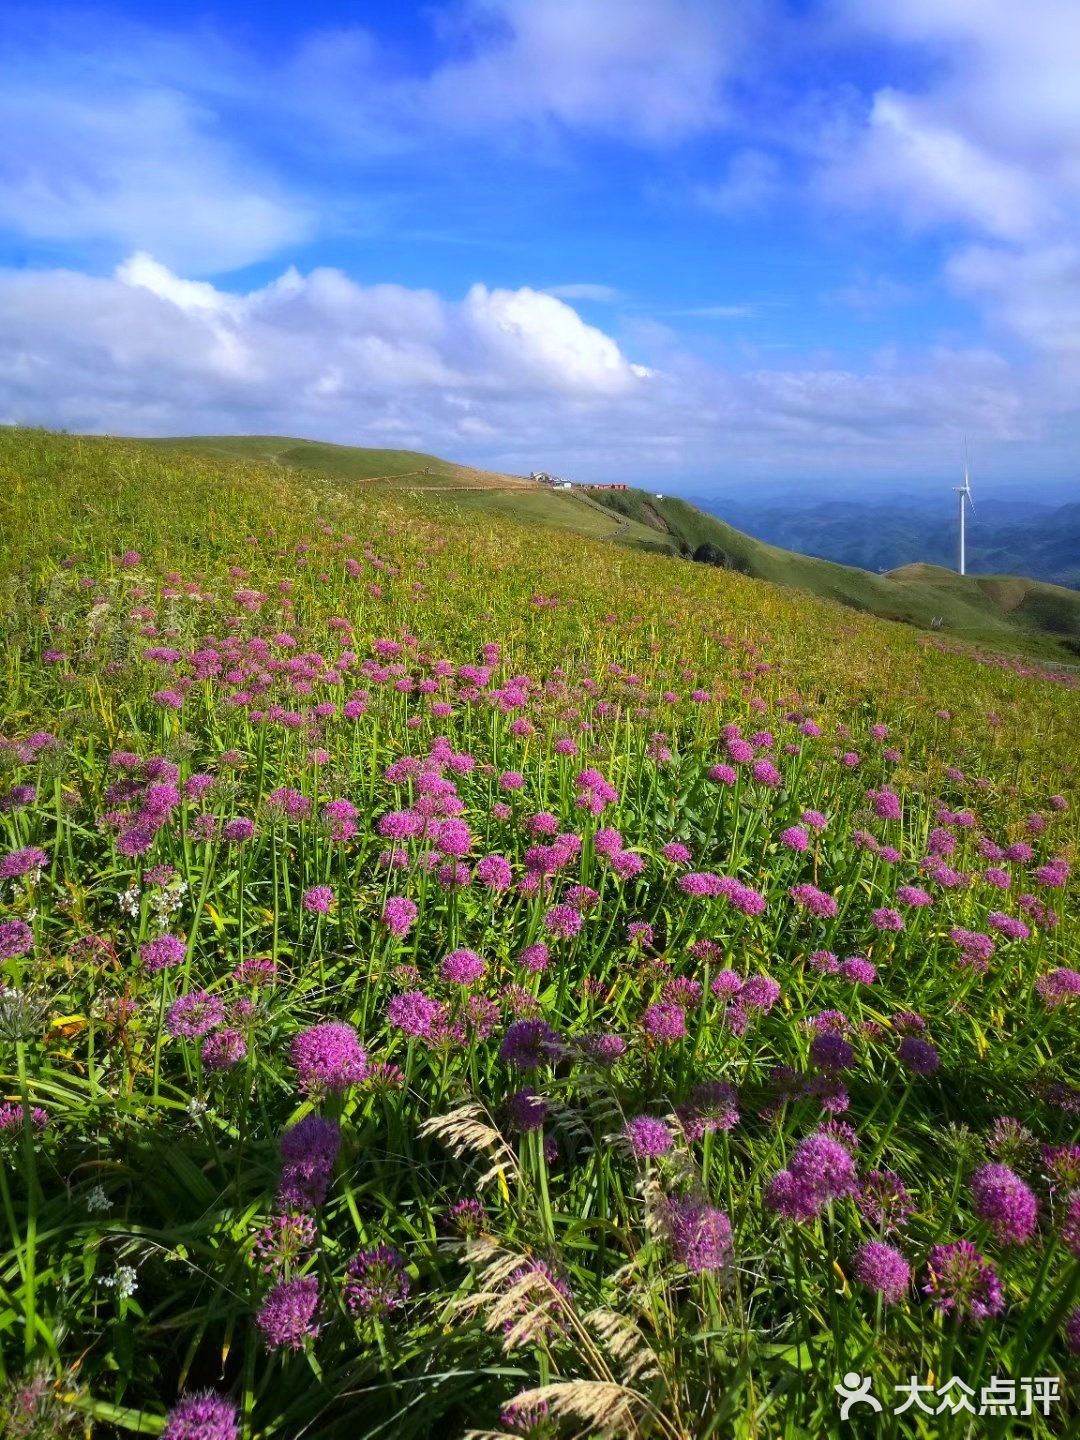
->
422, 0, 743, 143
544, 284, 623, 303
0, 254, 1056, 483
947, 243, 1080, 373
0, 78, 311, 274
825, 90, 1047, 241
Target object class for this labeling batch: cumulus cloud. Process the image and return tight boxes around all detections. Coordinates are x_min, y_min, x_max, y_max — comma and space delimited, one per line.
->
1, 253, 1047, 482
0, 257, 646, 441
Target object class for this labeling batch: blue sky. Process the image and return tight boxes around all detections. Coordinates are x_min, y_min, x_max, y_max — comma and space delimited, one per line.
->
2, 1, 1078, 498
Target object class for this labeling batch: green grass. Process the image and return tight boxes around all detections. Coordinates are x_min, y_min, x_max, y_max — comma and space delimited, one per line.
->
117, 434, 1080, 663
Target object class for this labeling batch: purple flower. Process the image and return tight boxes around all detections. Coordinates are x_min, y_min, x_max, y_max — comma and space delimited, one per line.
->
1059, 1192, 1080, 1258
970, 1164, 1039, 1245
301, 885, 334, 914
505, 1087, 549, 1133
840, 957, 876, 985
0, 918, 34, 959
278, 1114, 341, 1209
381, 895, 418, 937
344, 1245, 410, 1315
642, 1002, 687, 1045
202, 1028, 246, 1069
221, 817, 255, 845
166, 990, 224, 1038
766, 1132, 857, 1222
139, 934, 186, 972
1035, 968, 1080, 1008
290, 1023, 368, 1094
898, 1035, 940, 1075
256, 1275, 321, 1350
163, 1391, 238, 1440
440, 948, 486, 985
518, 942, 549, 973
0, 847, 48, 881
780, 825, 809, 852
543, 904, 582, 940
387, 990, 444, 1039
0, 1102, 48, 1132
675, 1080, 739, 1140
500, 1019, 560, 1070
790, 883, 838, 918
664, 1199, 733, 1273
810, 1031, 856, 1071
624, 1115, 674, 1158
923, 1241, 1004, 1323
871, 907, 904, 932
857, 1170, 915, 1233
853, 1241, 911, 1304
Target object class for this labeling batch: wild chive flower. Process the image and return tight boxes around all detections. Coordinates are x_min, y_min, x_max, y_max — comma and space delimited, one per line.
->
518, 943, 549, 973
923, 1241, 1004, 1323
500, 1019, 560, 1070
440, 948, 486, 985
252, 1213, 317, 1273
810, 1032, 856, 1071
301, 885, 334, 914
0, 846, 48, 881
664, 1199, 733, 1273
780, 825, 809, 852
853, 1241, 911, 1304
543, 904, 582, 940
278, 1115, 340, 1210
871, 907, 904, 931
857, 1170, 915, 1233
898, 1035, 940, 1075
0, 1102, 48, 1133
624, 1115, 674, 1158
642, 1002, 687, 1045
139, 934, 186, 971
505, 1087, 549, 1133
166, 991, 224, 1038
499, 1397, 551, 1434
163, 1391, 238, 1440
840, 957, 876, 985
256, 1275, 321, 1351
790, 884, 838, 918
344, 1245, 410, 1315
291, 1023, 368, 1094
502, 1260, 572, 1345
970, 1164, 1039, 1245
202, 1029, 246, 1069
386, 990, 442, 1039
675, 1080, 739, 1139
896, 884, 933, 907
765, 1132, 857, 1222
1035, 968, 1080, 1007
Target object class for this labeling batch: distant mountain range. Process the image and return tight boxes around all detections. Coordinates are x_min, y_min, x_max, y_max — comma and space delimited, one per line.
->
688, 495, 1080, 590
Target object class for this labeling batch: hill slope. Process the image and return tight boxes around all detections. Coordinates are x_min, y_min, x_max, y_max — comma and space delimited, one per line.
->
122, 434, 1080, 665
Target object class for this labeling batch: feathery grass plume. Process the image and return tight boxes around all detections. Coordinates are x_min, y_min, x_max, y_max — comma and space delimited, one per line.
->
419, 1100, 520, 1189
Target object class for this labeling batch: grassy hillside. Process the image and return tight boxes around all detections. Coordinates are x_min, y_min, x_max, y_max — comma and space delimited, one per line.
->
584, 488, 1080, 663
151, 435, 1080, 664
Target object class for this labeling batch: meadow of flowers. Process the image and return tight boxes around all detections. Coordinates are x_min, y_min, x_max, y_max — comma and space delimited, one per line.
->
0, 429, 1077, 1438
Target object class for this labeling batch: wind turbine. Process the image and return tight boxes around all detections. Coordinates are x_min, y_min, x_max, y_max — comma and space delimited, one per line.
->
954, 442, 975, 575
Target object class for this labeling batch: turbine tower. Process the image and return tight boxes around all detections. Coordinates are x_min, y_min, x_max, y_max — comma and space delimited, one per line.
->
954, 444, 975, 576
